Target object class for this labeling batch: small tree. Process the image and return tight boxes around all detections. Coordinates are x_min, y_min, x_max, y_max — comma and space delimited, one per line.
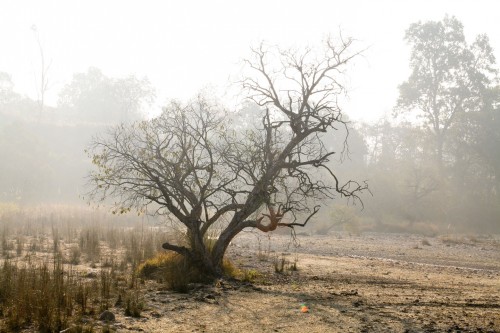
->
87, 38, 367, 276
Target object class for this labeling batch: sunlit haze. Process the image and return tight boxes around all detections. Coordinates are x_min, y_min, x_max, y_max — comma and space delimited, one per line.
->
1, 2, 500, 331
2, 0, 499, 122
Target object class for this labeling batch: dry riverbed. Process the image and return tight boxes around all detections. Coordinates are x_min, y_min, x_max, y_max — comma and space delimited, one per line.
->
102, 232, 500, 333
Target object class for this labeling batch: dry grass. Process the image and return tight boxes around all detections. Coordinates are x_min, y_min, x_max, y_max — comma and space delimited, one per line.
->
0, 257, 133, 332
137, 252, 240, 292
439, 234, 484, 246
0, 204, 169, 331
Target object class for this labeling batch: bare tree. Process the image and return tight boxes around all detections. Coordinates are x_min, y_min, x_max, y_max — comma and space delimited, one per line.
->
87, 38, 367, 276
31, 25, 51, 116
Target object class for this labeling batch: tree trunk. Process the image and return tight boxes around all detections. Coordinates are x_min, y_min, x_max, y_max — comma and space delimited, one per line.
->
436, 133, 444, 172
211, 223, 246, 276
186, 226, 218, 277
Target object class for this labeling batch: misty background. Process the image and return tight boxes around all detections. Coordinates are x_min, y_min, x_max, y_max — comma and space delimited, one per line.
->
1, 1, 499, 234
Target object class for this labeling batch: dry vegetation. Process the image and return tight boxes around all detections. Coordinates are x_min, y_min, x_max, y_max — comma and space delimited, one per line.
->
0, 204, 498, 332
0, 204, 170, 332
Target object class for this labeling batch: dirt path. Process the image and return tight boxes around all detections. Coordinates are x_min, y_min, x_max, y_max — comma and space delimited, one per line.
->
108, 232, 500, 332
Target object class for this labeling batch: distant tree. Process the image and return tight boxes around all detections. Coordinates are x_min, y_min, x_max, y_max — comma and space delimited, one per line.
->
451, 86, 500, 224
87, 39, 367, 277
474, 87, 500, 197
0, 72, 38, 120
395, 15, 496, 169
59, 67, 155, 124
0, 72, 18, 106
361, 121, 441, 227
31, 25, 51, 116
0, 122, 54, 201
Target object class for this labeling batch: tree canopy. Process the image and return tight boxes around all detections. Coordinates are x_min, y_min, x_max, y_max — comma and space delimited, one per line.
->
59, 67, 155, 124
396, 15, 496, 167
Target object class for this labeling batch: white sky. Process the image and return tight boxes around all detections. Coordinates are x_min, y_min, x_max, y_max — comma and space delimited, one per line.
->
1, 0, 499, 122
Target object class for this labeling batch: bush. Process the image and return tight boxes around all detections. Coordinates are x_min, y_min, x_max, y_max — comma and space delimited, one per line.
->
272, 254, 299, 274
67, 245, 82, 265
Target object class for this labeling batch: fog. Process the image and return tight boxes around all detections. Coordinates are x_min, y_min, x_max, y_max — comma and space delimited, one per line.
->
1, 1, 499, 234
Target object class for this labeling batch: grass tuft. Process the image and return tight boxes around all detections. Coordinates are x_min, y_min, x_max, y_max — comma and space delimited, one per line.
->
137, 252, 240, 292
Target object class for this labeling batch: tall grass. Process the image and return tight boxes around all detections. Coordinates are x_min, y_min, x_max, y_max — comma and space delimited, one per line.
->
79, 225, 101, 262
0, 257, 144, 331
0, 259, 82, 331
0, 204, 170, 330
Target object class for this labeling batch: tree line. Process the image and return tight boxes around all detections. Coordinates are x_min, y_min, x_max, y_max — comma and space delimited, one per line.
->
0, 15, 498, 238
0, 68, 155, 202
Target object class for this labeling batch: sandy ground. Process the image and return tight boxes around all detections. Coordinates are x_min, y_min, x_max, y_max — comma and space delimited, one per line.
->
106, 232, 500, 333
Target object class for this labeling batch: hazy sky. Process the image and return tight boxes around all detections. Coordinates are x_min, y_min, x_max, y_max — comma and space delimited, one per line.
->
1, 0, 499, 122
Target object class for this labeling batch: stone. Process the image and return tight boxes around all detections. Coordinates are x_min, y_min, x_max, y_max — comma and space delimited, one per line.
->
99, 310, 116, 322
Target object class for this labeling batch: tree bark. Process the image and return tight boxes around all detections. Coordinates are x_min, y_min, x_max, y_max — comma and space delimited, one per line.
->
186, 226, 218, 277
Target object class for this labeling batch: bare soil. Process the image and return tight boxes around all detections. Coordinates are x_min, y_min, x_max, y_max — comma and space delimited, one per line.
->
109, 232, 500, 333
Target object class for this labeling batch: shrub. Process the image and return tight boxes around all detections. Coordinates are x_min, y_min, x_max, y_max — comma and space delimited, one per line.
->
67, 245, 82, 265
124, 292, 143, 317
273, 254, 299, 274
